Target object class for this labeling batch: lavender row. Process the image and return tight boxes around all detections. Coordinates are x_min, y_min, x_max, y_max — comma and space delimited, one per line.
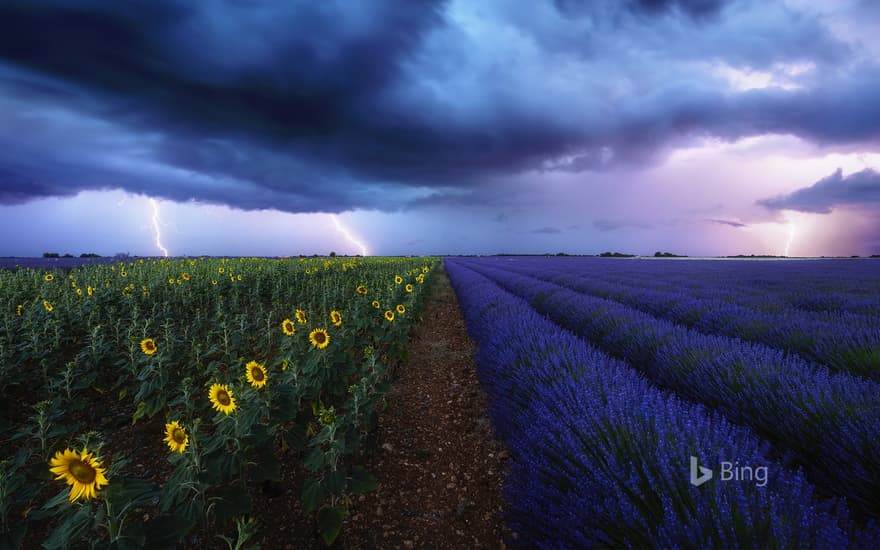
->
445, 259, 877, 548
493, 257, 880, 316
493, 261, 880, 379
458, 259, 880, 519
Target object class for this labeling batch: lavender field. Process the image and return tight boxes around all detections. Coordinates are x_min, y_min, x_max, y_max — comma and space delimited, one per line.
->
446, 257, 880, 548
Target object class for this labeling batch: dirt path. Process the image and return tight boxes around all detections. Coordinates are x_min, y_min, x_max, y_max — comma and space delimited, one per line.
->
335, 261, 508, 549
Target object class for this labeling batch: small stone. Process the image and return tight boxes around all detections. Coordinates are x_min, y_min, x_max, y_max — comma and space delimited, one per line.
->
382, 443, 395, 453
376, 506, 383, 516
403, 541, 414, 549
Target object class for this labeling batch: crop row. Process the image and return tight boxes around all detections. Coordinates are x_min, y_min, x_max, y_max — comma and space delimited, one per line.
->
456, 259, 880, 520
491, 259, 880, 379
500, 257, 880, 316
445, 259, 878, 548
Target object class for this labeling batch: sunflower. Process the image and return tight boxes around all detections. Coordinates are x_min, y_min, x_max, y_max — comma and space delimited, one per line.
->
309, 328, 330, 349
168, 278, 175, 285
384, 310, 395, 322
43, 300, 53, 312
182, 272, 190, 281
422, 266, 430, 273
396, 304, 406, 315
87, 286, 95, 296
245, 361, 268, 389
211, 279, 218, 285
372, 300, 381, 309
209, 383, 237, 415
218, 267, 225, 274
281, 318, 296, 336
394, 275, 403, 284
405, 284, 413, 293
163, 421, 189, 453
120, 271, 127, 278
16, 305, 22, 316
49, 448, 109, 502
140, 338, 157, 356
44, 273, 54, 282
76, 288, 83, 296
416, 274, 425, 284
330, 310, 342, 327
356, 285, 368, 295
295, 309, 308, 324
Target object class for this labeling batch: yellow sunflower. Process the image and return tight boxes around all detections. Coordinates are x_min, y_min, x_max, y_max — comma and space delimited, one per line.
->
44, 273, 54, 282
140, 338, 157, 356
218, 267, 225, 274
245, 361, 268, 389
396, 304, 406, 315
163, 421, 189, 454
309, 328, 330, 349
330, 310, 342, 327
43, 300, 53, 312
211, 279, 218, 285
416, 274, 425, 284
372, 300, 381, 309
16, 304, 22, 316
384, 310, 395, 322
49, 448, 109, 502
76, 288, 83, 296
281, 318, 296, 336
356, 285, 368, 295
295, 309, 308, 324
405, 284, 413, 293
394, 275, 403, 284
209, 383, 237, 415
87, 286, 95, 296
168, 278, 175, 285
182, 272, 190, 281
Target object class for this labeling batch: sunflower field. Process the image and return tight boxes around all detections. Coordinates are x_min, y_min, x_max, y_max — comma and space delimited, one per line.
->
0, 256, 436, 548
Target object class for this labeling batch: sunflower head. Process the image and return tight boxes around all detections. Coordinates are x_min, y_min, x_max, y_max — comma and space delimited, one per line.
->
16, 304, 22, 316
309, 328, 330, 349
140, 338, 157, 356
44, 273, 54, 282
49, 448, 109, 502
164, 421, 189, 454
209, 383, 237, 415
384, 310, 395, 322
43, 300, 53, 312
330, 310, 342, 327
405, 284, 413, 293
356, 285, 368, 295
281, 318, 296, 336
394, 275, 403, 285
245, 361, 268, 389
295, 309, 308, 324
372, 300, 380, 309
182, 272, 190, 281
396, 304, 406, 315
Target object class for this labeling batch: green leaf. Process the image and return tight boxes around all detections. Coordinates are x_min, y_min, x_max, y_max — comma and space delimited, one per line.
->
143, 514, 196, 547
301, 477, 326, 515
349, 466, 379, 494
317, 506, 345, 546
325, 468, 347, 496
213, 484, 253, 524
303, 448, 325, 472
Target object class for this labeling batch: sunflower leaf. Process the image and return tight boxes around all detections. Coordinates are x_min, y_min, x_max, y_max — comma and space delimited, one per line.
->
317, 506, 345, 546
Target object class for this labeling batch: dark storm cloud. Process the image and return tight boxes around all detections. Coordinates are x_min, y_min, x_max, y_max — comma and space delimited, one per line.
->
707, 218, 747, 228
0, 0, 876, 213
758, 168, 880, 213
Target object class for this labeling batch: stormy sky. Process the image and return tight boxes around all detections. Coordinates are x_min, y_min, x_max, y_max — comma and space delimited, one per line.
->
1, 0, 879, 256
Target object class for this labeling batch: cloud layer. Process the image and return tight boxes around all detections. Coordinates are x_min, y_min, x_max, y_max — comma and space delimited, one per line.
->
0, 0, 879, 215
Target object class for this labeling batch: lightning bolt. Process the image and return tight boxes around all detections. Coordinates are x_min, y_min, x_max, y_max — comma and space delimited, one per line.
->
149, 198, 170, 257
330, 214, 369, 256
783, 211, 795, 257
